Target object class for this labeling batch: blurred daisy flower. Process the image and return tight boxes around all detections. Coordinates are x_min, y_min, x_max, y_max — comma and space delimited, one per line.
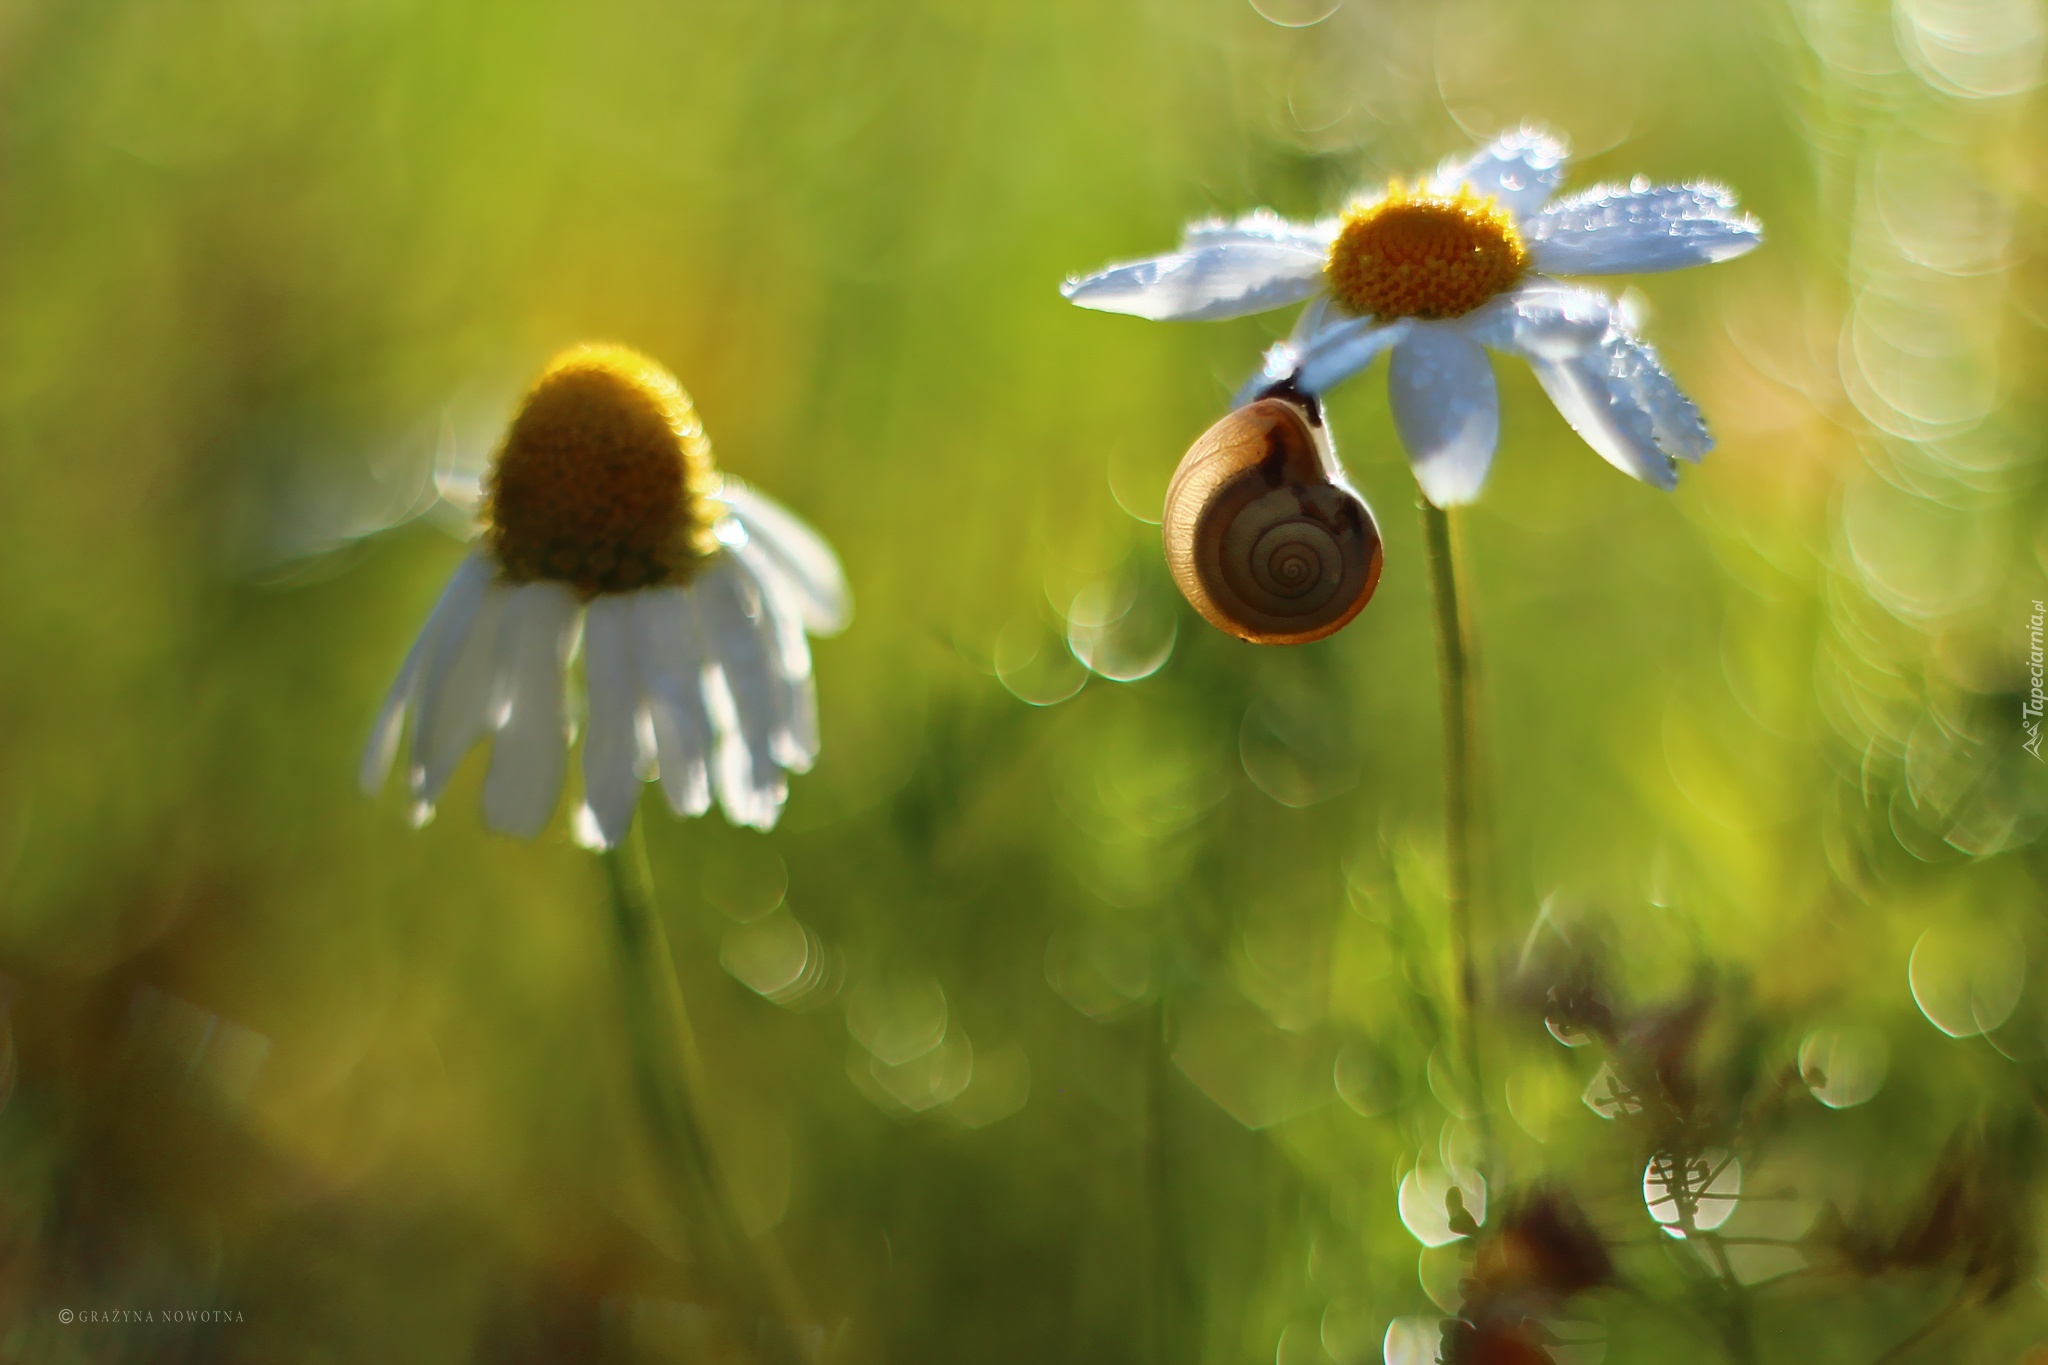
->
361, 343, 850, 843
1062, 128, 1762, 506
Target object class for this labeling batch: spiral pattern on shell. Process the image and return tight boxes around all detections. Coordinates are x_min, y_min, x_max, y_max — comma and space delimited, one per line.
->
1162, 396, 1382, 646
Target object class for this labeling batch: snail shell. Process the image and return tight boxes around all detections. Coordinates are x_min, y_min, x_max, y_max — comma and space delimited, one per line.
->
1162, 394, 1382, 646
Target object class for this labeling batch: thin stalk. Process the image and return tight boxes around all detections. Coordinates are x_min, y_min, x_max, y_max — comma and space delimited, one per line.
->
1419, 501, 1492, 1167
603, 826, 807, 1355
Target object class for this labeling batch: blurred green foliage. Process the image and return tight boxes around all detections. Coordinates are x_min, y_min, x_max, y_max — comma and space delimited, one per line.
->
0, 0, 2045, 1362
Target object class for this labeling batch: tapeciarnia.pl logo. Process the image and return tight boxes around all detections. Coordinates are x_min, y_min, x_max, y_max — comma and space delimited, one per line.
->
2026, 599, 2044, 761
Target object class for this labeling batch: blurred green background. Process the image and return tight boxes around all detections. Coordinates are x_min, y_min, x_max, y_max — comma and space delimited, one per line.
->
1, 0, 2045, 1361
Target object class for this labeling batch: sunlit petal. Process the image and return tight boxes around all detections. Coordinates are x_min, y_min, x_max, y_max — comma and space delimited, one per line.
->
359, 551, 491, 794
1389, 325, 1500, 506
732, 540, 821, 769
1527, 182, 1763, 275
720, 478, 852, 635
480, 582, 580, 838
1430, 125, 1570, 218
1500, 281, 1712, 478
1607, 326, 1714, 462
695, 559, 789, 830
579, 594, 642, 848
1061, 242, 1327, 322
635, 587, 714, 819
413, 577, 514, 802
1181, 208, 1335, 254
1528, 348, 1677, 489
1292, 315, 1411, 395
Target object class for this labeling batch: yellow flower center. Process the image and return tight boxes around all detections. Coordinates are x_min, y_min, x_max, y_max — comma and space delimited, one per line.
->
1324, 183, 1528, 320
484, 343, 720, 597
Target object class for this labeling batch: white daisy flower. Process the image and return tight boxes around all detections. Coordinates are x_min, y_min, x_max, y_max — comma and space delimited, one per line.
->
1061, 128, 1762, 506
360, 344, 851, 843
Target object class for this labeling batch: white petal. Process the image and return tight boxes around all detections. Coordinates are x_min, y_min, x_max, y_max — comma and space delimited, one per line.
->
1527, 182, 1763, 275
718, 479, 852, 634
633, 708, 658, 782
1288, 291, 1335, 343
701, 559, 792, 781
1181, 209, 1335, 254
359, 552, 491, 794
1607, 330, 1713, 463
703, 666, 780, 831
412, 581, 513, 801
481, 582, 580, 839
1498, 282, 1713, 473
1061, 242, 1327, 322
579, 595, 642, 848
1292, 314, 1410, 395
1485, 280, 1613, 360
696, 560, 789, 830
733, 541, 820, 769
1430, 127, 1570, 218
1389, 326, 1500, 506
634, 588, 714, 819
1528, 351, 1676, 489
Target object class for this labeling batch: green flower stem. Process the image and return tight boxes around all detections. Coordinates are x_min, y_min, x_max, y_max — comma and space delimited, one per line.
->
602, 826, 805, 1351
1420, 500, 1492, 1167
